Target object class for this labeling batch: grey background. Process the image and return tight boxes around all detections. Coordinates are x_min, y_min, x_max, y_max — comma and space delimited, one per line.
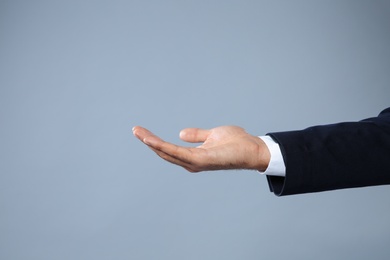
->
1, 0, 390, 259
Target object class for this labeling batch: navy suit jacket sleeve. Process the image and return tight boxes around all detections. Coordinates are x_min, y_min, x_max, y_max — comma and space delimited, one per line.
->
266, 107, 390, 196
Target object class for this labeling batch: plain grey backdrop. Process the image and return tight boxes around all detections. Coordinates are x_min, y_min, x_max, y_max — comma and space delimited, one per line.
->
1, 0, 390, 259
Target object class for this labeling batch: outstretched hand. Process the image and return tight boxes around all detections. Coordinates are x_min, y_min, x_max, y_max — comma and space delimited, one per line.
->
132, 126, 270, 173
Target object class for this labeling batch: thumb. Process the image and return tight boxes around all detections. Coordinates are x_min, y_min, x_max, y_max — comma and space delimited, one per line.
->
179, 128, 210, 143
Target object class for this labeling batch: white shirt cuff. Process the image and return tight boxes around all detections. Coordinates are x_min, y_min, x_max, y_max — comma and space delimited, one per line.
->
258, 136, 286, 177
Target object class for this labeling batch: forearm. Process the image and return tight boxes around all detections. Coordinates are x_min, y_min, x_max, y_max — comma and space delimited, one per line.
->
267, 113, 390, 196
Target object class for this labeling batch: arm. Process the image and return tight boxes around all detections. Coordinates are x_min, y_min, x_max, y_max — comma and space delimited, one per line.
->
267, 107, 390, 196
133, 108, 390, 196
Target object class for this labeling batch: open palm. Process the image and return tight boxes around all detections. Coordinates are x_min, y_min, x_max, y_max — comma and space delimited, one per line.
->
133, 125, 270, 172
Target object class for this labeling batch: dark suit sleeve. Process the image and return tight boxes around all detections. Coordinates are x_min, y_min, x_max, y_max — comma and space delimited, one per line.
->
266, 107, 390, 196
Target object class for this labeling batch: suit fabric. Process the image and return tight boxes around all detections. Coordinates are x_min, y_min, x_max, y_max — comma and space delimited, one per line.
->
267, 107, 390, 196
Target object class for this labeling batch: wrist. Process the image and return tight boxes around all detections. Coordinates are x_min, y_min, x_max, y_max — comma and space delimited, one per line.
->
253, 136, 271, 171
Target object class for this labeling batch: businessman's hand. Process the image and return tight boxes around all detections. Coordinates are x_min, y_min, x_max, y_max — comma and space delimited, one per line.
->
132, 126, 270, 173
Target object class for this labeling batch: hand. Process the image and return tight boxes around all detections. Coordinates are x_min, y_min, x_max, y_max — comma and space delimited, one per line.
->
132, 126, 270, 173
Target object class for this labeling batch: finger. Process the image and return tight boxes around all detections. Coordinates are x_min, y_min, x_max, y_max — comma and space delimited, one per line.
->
144, 136, 198, 165
179, 128, 210, 143
132, 126, 156, 141
133, 126, 170, 149
133, 126, 205, 170
147, 145, 200, 172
